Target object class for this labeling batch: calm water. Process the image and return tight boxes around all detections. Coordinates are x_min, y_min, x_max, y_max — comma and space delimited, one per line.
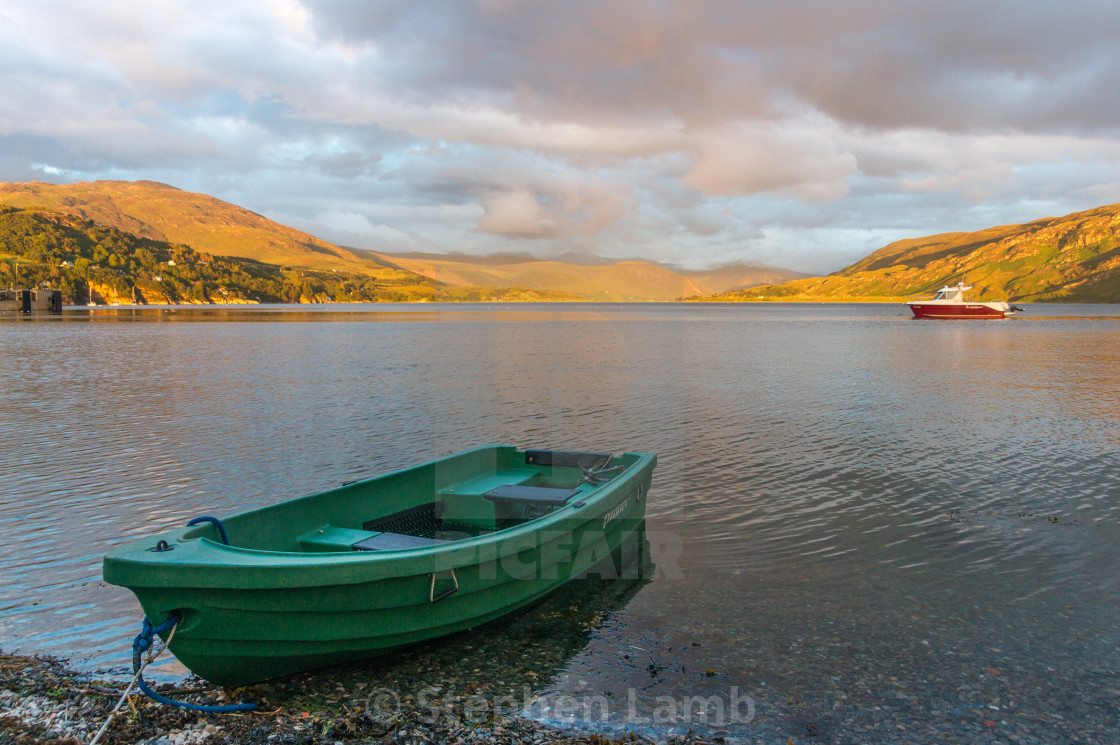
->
2, 303, 1119, 742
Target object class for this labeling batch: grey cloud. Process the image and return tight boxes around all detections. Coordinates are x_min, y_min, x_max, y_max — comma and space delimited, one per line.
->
302, 0, 1120, 134
675, 207, 730, 237
301, 150, 383, 178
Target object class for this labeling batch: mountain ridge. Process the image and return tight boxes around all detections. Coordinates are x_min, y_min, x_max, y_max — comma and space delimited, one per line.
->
0, 206, 575, 304
0, 180, 805, 300
365, 248, 806, 297
699, 203, 1120, 302
0, 180, 415, 280
367, 251, 710, 301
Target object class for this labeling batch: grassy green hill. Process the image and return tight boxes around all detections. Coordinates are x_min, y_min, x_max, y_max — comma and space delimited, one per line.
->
0, 180, 419, 280
699, 203, 1120, 302
0, 207, 573, 304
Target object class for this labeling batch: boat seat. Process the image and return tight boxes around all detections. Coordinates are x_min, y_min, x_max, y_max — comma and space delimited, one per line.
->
439, 469, 540, 530
484, 485, 581, 507
298, 525, 381, 553
440, 469, 539, 497
298, 525, 453, 553
525, 450, 611, 468
353, 532, 451, 551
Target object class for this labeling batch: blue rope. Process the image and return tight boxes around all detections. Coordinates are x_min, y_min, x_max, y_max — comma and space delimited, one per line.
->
132, 612, 257, 713
186, 515, 230, 545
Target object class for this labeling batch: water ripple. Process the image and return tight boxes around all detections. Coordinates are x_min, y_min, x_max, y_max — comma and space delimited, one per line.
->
1, 304, 1118, 717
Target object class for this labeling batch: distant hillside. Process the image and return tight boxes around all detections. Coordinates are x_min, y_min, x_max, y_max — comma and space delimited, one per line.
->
0, 207, 572, 304
0, 179, 809, 302
368, 251, 709, 301
0, 180, 418, 281
678, 264, 808, 294
366, 251, 805, 298
700, 203, 1120, 302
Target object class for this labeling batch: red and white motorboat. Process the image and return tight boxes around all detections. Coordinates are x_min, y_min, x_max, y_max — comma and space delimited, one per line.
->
907, 282, 1017, 319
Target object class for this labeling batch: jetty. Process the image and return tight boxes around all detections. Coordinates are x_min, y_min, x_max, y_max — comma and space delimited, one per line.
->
0, 288, 63, 313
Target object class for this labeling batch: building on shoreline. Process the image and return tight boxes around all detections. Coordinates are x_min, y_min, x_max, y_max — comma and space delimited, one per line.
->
0, 288, 63, 313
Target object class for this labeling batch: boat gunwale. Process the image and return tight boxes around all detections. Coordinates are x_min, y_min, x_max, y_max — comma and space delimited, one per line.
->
104, 449, 656, 589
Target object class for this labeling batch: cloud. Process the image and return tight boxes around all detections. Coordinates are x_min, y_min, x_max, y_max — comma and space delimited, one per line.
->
302, 0, 1120, 134
683, 122, 858, 200
298, 210, 418, 250
476, 190, 556, 237
314, 210, 379, 235
2, 0, 1120, 272
302, 150, 382, 178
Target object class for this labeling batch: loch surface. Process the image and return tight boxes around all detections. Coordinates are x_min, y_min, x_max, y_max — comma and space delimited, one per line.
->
2, 303, 1118, 742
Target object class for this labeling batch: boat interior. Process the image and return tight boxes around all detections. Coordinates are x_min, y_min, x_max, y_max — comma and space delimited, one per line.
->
180, 446, 636, 554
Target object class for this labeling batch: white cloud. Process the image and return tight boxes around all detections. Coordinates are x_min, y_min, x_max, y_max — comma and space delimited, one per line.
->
477, 190, 556, 237
683, 121, 858, 200
314, 210, 379, 235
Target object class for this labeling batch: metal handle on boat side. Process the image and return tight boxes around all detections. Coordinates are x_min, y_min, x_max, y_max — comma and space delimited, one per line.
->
430, 568, 458, 603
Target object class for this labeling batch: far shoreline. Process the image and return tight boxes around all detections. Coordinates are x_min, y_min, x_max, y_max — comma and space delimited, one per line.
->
54, 296, 1115, 308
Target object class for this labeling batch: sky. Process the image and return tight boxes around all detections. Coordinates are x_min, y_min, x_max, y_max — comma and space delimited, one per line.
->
2, 1, 1119, 273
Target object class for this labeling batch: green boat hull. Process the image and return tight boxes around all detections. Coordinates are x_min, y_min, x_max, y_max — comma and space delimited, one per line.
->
103, 445, 655, 686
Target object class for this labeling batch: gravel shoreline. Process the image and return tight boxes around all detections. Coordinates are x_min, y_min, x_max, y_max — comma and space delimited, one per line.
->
6, 643, 1120, 745
0, 651, 724, 745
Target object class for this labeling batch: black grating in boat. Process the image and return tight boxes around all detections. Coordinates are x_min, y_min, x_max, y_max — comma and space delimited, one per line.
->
363, 502, 523, 538
363, 503, 444, 538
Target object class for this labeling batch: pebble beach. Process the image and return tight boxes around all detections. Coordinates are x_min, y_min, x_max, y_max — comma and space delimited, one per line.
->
5, 636, 1118, 745
1, 651, 733, 745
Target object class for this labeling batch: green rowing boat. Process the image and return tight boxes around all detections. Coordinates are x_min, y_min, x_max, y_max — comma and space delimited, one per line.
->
103, 445, 655, 686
